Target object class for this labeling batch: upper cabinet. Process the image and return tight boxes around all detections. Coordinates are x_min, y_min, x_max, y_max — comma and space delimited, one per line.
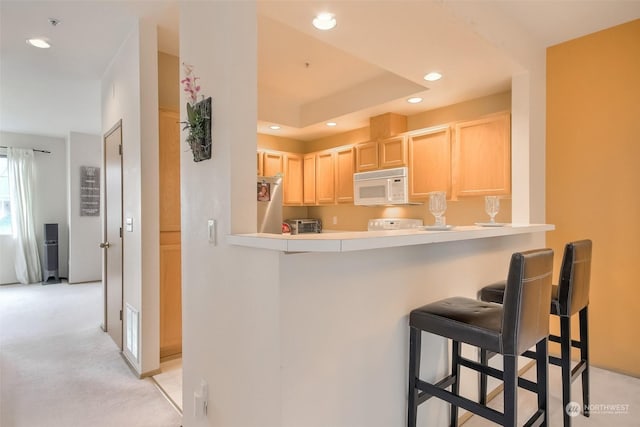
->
335, 146, 355, 203
315, 150, 335, 204
262, 151, 283, 177
379, 135, 407, 169
283, 154, 303, 205
303, 154, 316, 205
355, 135, 407, 172
453, 112, 511, 198
408, 126, 452, 200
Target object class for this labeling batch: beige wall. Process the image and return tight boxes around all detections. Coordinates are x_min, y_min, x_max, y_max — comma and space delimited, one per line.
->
547, 19, 640, 376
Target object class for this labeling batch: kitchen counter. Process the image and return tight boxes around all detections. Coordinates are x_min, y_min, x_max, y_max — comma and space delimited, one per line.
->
227, 223, 554, 252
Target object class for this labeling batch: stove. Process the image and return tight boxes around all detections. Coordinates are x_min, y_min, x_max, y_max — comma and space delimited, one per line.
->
367, 218, 423, 231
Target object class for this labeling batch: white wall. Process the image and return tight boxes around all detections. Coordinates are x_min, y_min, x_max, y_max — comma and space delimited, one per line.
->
101, 19, 160, 375
0, 132, 68, 284
180, 3, 282, 427
67, 132, 102, 283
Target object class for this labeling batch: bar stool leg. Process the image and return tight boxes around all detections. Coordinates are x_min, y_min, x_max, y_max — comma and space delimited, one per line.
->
408, 327, 421, 427
451, 341, 460, 427
579, 307, 590, 417
560, 316, 572, 427
503, 354, 518, 427
535, 338, 549, 427
479, 349, 488, 405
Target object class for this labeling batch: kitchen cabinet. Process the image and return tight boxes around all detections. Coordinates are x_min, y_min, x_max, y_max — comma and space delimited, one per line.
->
335, 146, 355, 203
316, 150, 335, 204
379, 135, 407, 169
262, 151, 284, 177
257, 151, 263, 176
355, 135, 407, 172
158, 109, 182, 358
283, 154, 303, 205
453, 112, 511, 198
408, 126, 452, 200
355, 141, 378, 172
303, 154, 316, 204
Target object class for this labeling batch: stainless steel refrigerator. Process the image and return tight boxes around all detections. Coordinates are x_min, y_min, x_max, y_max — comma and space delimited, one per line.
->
257, 176, 282, 234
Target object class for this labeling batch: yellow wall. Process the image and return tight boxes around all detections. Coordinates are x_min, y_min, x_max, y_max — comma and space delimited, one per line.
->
547, 19, 640, 376
158, 52, 179, 111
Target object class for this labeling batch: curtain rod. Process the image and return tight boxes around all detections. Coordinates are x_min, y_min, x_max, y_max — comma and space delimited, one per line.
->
0, 145, 51, 154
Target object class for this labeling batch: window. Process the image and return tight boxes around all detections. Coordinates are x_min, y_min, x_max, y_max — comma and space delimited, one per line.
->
0, 156, 11, 235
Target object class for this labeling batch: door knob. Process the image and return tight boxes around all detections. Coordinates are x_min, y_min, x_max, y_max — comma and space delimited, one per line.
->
100, 242, 111, 249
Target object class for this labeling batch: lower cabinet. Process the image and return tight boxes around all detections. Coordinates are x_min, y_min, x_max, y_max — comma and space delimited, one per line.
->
160, 233, 182, 359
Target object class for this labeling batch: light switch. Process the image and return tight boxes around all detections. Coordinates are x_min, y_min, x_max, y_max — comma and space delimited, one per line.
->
126, 217, 133, 232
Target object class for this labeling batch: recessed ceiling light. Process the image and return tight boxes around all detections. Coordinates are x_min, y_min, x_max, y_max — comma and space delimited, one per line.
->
326, 122, 337, 127
26, 38, 50, 49
424, 72, 442, 82
313, 13, 336, 30
407, 97, 423, 104
269, 125, 281, 130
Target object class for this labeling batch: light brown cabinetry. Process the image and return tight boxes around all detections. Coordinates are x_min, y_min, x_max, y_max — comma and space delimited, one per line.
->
408, 126, 452, 200
315, 150, 335, 204
257, 151, 263, 176
283, 154, 303, 205
379, 135, 407, 169
303, 154, 316, 204
453, 112, 511, 198
262, 151, 283, 177
335, 146, 355, 203
355, 136, 407, 172
158, 109, 182, 358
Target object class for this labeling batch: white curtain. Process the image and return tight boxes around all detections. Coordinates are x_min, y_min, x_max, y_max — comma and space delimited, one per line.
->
7, 148, 42, 284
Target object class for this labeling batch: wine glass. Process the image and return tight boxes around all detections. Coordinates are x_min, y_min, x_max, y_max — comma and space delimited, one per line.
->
485, 196, 500, 224
428, 191, 447, 226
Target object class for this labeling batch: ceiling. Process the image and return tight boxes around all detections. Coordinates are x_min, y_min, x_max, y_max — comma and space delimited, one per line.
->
1, 1, 639, 141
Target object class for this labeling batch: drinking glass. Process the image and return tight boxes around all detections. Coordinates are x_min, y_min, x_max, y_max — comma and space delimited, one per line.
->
428, 191, 447, 226
485, 196, 500, 224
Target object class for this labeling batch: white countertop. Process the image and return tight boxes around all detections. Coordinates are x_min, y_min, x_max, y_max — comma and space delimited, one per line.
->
227, 223, 555, 253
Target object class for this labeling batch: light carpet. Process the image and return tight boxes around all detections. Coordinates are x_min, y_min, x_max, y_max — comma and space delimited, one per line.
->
0, 282, 182, 427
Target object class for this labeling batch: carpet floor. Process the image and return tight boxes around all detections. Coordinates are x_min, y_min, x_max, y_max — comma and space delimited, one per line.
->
0, 282, 182, 427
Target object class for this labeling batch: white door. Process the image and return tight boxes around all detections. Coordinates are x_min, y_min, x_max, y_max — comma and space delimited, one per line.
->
102, 121, 123, 349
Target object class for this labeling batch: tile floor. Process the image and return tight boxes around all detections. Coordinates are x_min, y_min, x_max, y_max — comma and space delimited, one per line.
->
153, 358, 183, 413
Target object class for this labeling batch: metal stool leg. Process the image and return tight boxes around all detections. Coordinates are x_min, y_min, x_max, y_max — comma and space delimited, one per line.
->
579, 307, 590, 417
451, 341, 460, 427
479, 349, 488, 405
408, 327, 421, 427
536, 338, 549, 427
560, 316, 572, 427
503, 354, 518, 427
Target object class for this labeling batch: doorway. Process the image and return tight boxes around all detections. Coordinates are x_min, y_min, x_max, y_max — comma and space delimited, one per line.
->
102, 121, 123, 349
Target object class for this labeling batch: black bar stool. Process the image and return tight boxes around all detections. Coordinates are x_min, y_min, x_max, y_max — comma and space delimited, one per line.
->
407, 248, 554, 427
479, 240, 591, 427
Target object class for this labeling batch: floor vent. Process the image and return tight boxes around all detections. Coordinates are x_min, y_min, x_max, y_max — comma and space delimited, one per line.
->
125, 304, 139, 361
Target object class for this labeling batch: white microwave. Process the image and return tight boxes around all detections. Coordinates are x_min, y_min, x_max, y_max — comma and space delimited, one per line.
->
353, 167, 412, 205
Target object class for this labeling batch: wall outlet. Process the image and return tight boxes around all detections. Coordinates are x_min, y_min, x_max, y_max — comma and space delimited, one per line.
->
193, 379, 209, 417
332, 216, 338, 225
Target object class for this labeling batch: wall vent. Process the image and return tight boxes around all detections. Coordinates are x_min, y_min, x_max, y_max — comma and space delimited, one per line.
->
125, 304, 139, 361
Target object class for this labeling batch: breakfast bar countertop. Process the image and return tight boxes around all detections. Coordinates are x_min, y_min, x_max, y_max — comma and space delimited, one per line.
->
227, 223, 555, 253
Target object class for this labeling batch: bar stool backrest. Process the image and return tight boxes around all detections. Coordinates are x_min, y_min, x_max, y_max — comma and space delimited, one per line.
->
501, 248, 554, 356
558, 239, 593, 317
